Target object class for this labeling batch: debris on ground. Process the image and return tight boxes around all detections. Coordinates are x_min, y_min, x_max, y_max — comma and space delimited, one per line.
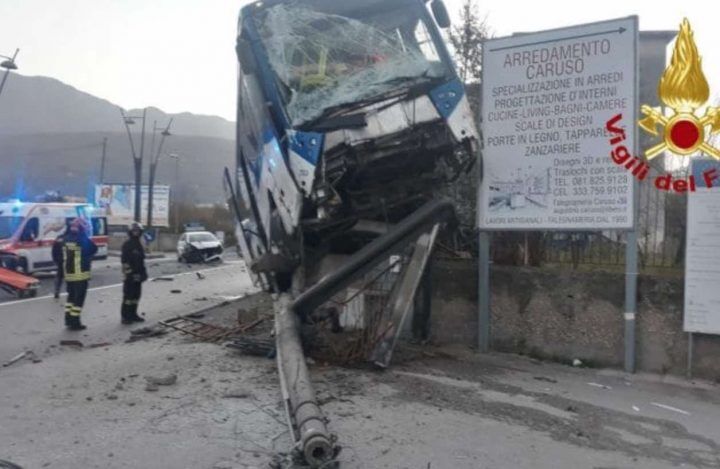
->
170, 289, 182, 294
59, 340, 84, 348
2, 351, 36, 368
533, 376, 558, 384
151, 277, 174, 282
222, 391, 252, 399
145, 373, 178, 386
587, 382, 612, 390
126, 326, 167, 343
0, 458, 23, 469
159, 316, 242, 342
226, 336, 275, 357
572, 358, 583, 367
88, 342, 112, 349
196, 272, 206, 280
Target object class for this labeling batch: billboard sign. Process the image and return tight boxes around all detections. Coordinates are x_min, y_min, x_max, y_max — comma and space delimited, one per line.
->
684, 159, 720, 335
479, 17, 637, 230
95, 184, 170, 227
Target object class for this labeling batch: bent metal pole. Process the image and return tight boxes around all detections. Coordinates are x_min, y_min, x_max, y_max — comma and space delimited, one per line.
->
275, 295, 333, 467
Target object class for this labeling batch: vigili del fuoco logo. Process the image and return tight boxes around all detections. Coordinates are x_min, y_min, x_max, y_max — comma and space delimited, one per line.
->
606, 19, 720, 193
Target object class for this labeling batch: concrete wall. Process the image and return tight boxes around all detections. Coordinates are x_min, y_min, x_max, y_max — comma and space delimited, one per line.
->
429, 258, 720, 381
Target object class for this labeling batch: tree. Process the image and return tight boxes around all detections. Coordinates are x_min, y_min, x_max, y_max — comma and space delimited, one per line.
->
447, 0, 490, 84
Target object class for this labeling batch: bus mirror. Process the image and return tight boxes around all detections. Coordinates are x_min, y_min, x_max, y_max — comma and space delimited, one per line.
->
236, 39, 257, 75
431, 0, 451, 29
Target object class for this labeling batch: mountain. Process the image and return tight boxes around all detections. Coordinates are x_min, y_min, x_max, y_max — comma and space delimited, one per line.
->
0, 73, 236, 204
0, 74, 235, 139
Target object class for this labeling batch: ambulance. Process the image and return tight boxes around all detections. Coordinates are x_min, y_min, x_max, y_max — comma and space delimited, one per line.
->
0, 201, 108, 274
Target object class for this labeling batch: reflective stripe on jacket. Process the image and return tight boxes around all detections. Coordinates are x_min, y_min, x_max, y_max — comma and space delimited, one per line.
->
62, 233, 98, 282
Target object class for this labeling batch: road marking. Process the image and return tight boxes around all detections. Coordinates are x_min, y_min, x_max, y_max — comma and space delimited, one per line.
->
0, 263, 244, 309
651, 402, 691, 416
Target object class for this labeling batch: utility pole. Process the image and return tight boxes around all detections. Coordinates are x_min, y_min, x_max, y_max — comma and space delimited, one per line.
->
137, 108, 147, 223
120, 107, 147, 223
0, 48, 20, 102
99, 137, 108, 183
147, 118, 173, 228
171, 154, 181, 233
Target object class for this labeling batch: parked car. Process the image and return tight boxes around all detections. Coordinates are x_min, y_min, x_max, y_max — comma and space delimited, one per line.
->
177, 231, 223, 263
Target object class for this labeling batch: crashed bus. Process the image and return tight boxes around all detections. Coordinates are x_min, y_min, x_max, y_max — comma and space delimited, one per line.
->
229, 0, 479, 465
233, 0, 478, 287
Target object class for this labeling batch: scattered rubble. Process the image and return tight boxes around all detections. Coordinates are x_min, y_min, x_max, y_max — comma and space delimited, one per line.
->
222, 391, 252, 399
59, 340, 84, 348
126, 326, 167, 343
159, 316, 241, 342
2, 351, 36, 368
145, 373, 178, 386
88, 342, 112, 349
152, 277, 174, 282
533, 376, 558, 384
226, 336, 275, 357
588, 382, 612, 390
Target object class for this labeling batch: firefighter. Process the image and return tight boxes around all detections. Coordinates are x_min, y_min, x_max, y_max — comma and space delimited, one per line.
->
51, 231, 66, 299
62, 218, 98, 331
121, 222, 148, 324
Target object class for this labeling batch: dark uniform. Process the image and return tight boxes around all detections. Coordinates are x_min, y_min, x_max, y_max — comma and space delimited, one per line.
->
62, 221, 98, 330
121, 224, 148, 324
51, 233, 65, 299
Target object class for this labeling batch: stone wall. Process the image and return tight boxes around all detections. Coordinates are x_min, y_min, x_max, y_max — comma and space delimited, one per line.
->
429, 258, 720, 381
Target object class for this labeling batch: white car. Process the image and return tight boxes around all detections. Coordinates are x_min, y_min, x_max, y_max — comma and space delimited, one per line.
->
177, 231, 223, 263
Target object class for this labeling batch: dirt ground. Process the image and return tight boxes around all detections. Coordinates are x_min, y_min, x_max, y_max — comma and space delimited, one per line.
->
2, 293, 720, 469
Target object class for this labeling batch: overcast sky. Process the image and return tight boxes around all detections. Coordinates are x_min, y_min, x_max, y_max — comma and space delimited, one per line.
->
0, 0, 718, 120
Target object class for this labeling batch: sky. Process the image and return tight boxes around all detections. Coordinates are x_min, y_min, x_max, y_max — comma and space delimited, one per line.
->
0, 0, 718, 121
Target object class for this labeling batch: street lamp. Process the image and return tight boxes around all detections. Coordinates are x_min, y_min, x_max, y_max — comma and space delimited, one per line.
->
0, 48, 20, 102
120, 107, 147, 223
147, 119, 174, 228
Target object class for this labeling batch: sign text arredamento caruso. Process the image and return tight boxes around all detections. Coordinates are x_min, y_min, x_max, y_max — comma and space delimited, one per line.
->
479, 17, 637, 230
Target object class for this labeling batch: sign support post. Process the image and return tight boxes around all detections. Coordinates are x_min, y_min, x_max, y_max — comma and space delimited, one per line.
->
478, 231, 491, 352
624, 224, 638, 373
687, 332, 694, 379
624, 29, 640, 374
477, 16, 638, 359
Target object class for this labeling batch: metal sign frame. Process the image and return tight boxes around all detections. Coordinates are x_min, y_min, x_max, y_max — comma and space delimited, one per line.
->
477, 16, 639, 233
477, 16, 640, 374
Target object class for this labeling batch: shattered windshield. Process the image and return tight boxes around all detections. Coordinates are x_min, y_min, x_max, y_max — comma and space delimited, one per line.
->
256, 1, 451, 126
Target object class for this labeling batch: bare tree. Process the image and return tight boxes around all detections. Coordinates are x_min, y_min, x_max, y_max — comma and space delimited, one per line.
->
447, 0, 490, 84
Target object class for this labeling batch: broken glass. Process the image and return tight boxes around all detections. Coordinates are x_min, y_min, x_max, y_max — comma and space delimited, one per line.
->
256, 2, 450, 126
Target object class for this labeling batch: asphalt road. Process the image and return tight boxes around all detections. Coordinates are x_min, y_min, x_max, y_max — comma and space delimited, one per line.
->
0, 253, 258, 364
0, 253, 228, 303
